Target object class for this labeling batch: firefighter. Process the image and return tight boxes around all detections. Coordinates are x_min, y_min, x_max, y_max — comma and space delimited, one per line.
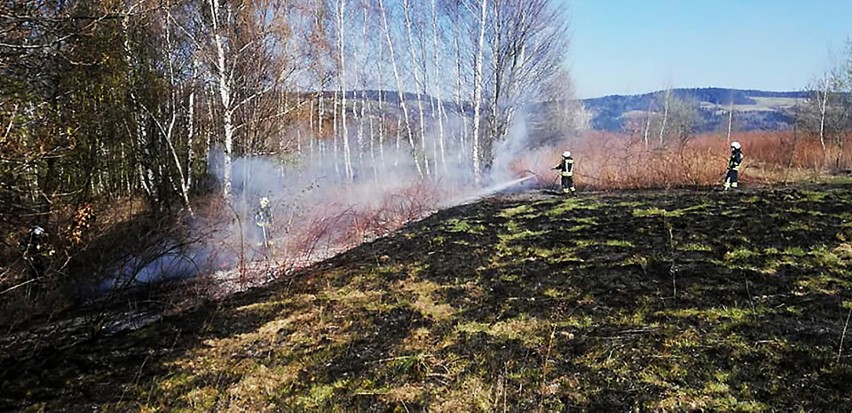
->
553, 151, 575, 194
19, 225, 53, 298
724, 141, 744, 191
254, 196, 273, 247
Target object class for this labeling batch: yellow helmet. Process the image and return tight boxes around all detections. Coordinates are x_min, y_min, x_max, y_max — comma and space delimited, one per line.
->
259, 197, 270, 207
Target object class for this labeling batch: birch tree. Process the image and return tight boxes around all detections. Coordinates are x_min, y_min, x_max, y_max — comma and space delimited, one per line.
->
430, 0, 447, 172
378, 0, 422, 176
478, 0, 572, 170
334, 0, 352, 180
206, 0, 236, 199
658, 87, 672, 146
801, 58, 851, 170
402, 0, 430, 177
202, 0, 301, 198
471, 0, 488, 184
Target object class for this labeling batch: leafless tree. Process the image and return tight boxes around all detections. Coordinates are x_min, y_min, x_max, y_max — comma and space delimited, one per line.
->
799, 41, 852, 170
470, 0, 488, 184
378, 0, 422, 176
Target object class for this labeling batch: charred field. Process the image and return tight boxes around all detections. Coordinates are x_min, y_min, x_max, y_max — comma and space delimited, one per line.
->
2, 183, 852, 411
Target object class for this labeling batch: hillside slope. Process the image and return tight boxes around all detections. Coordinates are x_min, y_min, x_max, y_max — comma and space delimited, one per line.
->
583, 88, 805, 132
2, 184, 852, 411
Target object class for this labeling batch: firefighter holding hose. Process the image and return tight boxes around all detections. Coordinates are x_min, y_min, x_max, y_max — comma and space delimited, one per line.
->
553, 151, 575, 195
254, 196, 272, 247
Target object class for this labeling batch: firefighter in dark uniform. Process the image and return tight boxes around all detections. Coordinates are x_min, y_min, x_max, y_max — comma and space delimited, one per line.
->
553, 151, 575, 195
254, 196, 272, 247
724, 141, 744, 191
19, 225, 53, 298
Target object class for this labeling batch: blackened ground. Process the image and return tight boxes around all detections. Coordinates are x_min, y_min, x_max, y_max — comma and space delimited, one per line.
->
1, 183, 851, 411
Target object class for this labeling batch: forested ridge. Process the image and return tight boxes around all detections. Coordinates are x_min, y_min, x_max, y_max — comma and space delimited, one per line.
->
1, 0, 583, 321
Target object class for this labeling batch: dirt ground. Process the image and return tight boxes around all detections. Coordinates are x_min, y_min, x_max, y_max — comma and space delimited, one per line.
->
2, 183, 852, 411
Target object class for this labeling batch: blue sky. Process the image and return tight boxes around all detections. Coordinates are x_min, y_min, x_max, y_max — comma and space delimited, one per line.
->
565, 0, 852, 98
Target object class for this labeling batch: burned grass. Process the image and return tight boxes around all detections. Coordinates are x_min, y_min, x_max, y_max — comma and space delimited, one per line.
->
2, 184, 852, 411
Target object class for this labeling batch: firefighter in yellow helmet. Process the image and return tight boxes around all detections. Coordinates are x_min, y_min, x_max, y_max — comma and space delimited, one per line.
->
553, 151, 575, 195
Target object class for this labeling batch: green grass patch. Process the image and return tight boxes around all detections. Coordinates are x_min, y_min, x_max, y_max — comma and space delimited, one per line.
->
572, 217, 598, 225
539, 247, 582, 264
444, 218, 485, 233
621, 254, 648, 269
724, 248, 758, 262
801, 190, 829, 202
809, 245, 845, 268
661, 306, 752, 323
296, 380, 349, 409
455, 317, 549, 347
795, 274, 851, 295
633, 207, 669, 217
634, 203, 710, 218
499, 204, 535, 218
546, 199, 600, 217
679, 243, 713, 252
497, 229, 547, 242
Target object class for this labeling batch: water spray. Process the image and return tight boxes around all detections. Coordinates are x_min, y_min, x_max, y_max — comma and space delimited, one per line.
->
485, 175, 537, 194
457, 175, 538, 205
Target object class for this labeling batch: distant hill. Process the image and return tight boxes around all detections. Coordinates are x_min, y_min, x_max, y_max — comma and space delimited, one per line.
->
308, 87, 807, 133
582, 88, 807, 132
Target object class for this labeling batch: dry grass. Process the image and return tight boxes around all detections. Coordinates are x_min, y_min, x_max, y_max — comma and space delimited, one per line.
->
538, 131, 852, 191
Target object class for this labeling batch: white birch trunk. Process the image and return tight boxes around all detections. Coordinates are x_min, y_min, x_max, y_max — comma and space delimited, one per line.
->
376, 12, 386, 172
643, 103, 651, 148
819, 76, 829, 156
368, 94, 377, 182
163, 16, 192, 213
333, 90, 340, 178
210, 0, 234, 199
452, 10, 468, 166
186, 63, 196, 192
395, 116, 401, 167
488, 0, 501, 145
431, 0, 447, 173
659, 89, 670, 146
318, 92, 324, 164
121, 4, 154, 199
402, 0, 430, 178
379, 0, 422, 176
337, 0, 352, 181
726, 101, 734, 146
472, 0, 488, 184
309, 96, 316, 157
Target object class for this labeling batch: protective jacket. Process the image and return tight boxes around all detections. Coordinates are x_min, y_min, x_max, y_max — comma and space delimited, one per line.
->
555, 157, 574, 177
20, 226, 50, 257
728, 150, 743, 171
20, 226, 52, 282
255, 205, 272, 227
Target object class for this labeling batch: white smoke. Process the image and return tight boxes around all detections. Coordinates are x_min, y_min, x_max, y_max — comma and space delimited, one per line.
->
106, 108, 563, 292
